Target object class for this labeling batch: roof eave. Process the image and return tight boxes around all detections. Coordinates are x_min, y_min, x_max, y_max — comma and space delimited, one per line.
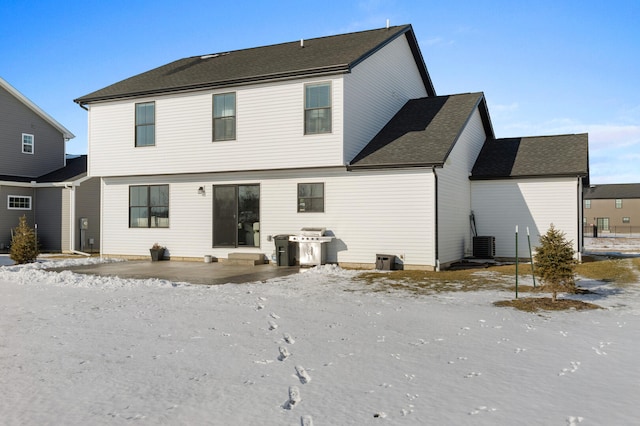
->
74, 64, 351, 105
347, 162, 444, 171
470, 173, 588, 181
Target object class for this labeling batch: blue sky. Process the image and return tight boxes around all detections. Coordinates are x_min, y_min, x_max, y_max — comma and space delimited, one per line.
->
2, 0, 638, 183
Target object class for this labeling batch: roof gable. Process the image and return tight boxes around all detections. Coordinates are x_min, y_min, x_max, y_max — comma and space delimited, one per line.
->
471, 134, 589, 179
348, 93, 491, 169
75, 25, 435, 104
584, 183, 640, 199
0, 77, 75, 140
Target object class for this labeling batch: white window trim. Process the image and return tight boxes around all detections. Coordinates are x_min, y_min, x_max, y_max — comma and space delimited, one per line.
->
8, 195, 32, 210
22, 133, 34, 154
304, 81, 332, 135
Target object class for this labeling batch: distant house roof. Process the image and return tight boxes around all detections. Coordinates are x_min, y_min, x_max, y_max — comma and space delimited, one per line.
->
74, 25, 435, 105
0, 156, 87, 184
348, 93, 493, 169
0, 77, 75, 140
471, 134, 589, 180
584, 183, 640, 199
37, 155, 87, 183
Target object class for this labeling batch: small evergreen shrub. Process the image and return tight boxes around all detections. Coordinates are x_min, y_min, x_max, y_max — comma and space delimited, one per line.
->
10, 215, 39, 264
534, 224, 576, 302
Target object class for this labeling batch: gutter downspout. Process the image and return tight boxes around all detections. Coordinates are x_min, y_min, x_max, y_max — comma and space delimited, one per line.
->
577, 177, 583, 262
433, 167, 440, 271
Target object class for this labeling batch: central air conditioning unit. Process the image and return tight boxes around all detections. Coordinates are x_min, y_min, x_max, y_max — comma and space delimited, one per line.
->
473, 236, 495, 258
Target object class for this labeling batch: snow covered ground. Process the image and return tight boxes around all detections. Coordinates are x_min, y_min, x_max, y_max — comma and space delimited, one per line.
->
1, 253, 639, 425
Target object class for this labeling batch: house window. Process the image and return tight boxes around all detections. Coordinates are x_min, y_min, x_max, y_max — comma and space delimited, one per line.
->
584, 200, 591, 209
615, 199, 622, 209
304, 83, 331, 134
129, 185, 169, 228
596, 217, 609, 231
623, 217, 630, 224
8, 195, 32, 210
298, 183, 324, 212
213, 93, 236, 141
22, 133, 34, 154
135, 102, 155, 147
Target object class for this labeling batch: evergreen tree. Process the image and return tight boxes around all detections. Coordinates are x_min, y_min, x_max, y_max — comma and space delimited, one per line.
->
534, 224, 576, 302
10, 215, 39, 264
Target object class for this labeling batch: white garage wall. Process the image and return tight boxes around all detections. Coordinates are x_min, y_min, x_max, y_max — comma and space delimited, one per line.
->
471, 178, 581, 258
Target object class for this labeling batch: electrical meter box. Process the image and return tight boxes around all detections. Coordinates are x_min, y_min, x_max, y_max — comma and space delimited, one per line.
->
80, 218, 89, 230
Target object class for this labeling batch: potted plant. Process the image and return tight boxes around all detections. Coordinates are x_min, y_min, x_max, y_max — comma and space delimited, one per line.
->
149, 243, 165, 261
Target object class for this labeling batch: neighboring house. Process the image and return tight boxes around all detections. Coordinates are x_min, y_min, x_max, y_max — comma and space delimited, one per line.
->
583, 183, 640, 235
0, 77, 100, 253
74, 24, 588, 269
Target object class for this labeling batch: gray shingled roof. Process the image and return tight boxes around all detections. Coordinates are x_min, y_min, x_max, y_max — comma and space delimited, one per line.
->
75, 25, 435, 104
584, 183, 640, 199
37, 156, 87, 183
0, 156, 87, 184
471, 134, 589, 179
348, 93, 492, 169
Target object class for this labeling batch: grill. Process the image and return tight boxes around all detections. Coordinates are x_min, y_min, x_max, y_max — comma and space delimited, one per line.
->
289, 227, 333, 266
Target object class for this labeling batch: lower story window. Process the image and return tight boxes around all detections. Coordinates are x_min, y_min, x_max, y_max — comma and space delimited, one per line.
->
129, 185, 169, 228
623, 217, 630, 224
8, 195, 32, 210
298, 183, 324, 212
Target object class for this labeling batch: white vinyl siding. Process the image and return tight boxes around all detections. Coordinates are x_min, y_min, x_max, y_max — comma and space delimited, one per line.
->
471, 178, 581, 258
343, 34, 429, 163
436, 108, 487, 265
88, 77, 344, 178
100, 168, 436, 268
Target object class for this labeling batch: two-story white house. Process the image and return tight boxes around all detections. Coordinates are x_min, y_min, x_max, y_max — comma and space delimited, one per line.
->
74, 24, 588, 269
1, 77, 100, 253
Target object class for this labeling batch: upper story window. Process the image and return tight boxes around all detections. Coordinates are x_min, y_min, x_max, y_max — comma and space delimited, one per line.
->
135, 102, 155, 147
584, 199, 591, 209
615, 199, 623, 209
623, 217, 630, 223
304, 83, 331, 134
213, 93, 236, 141
8, 195, 32, 210
129, 185, 169, 228
22, 133, 34, 154
298, 183, 324, 212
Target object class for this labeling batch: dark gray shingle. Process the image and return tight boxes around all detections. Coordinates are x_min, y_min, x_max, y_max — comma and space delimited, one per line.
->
348, 93, 491, 168
584, 183, 640, 199
75, 25, 434, 104
471, 134, 589, 179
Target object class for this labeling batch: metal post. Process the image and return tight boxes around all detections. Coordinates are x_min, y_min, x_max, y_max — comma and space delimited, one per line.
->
515, 225, 518, 299
527, 227, 536, 288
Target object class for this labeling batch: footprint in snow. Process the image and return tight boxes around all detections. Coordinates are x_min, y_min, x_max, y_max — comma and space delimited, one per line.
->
558, 361, 580, 376
295, 365, 311, 384
278, 346, 290, 361
567, 416, 584, 425
268, 321, 278, 330
464, 372, 482, 378
300, 415, 314, 426
283, 386, 301, 410
283, 333, 295, 344
514, 348, 526, 354
592, 341, 611, 356
270, 312, 280, 319
469, 406, 497, 415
